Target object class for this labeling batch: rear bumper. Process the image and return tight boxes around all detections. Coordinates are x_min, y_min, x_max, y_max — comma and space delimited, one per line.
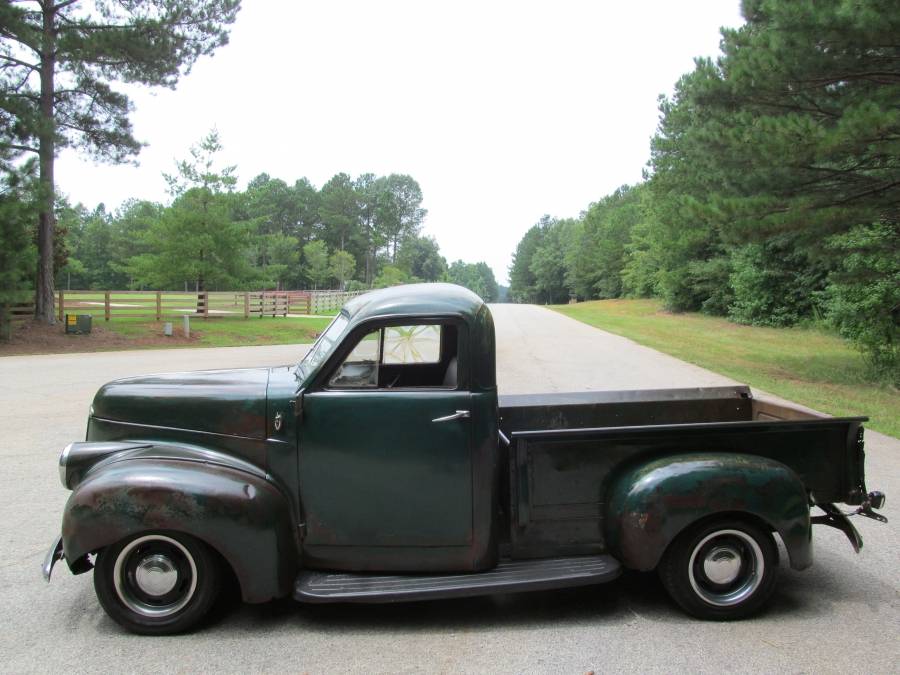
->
812, 505, 864, 552
811, 491, 887, 554
41, 535, 64, 582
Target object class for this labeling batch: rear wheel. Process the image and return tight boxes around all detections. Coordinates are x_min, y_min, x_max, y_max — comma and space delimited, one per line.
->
658, 518, 778, 620
94, 532, 220, 635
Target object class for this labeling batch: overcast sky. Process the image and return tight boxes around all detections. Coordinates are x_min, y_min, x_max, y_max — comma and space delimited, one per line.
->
56, 0, 745, 285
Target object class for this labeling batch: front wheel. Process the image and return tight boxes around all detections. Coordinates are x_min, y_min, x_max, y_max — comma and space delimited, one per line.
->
658, 518, 779, 620
94, 532, 220, 635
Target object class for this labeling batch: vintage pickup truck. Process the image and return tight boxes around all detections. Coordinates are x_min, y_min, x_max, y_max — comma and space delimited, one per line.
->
44, 283, 886, 634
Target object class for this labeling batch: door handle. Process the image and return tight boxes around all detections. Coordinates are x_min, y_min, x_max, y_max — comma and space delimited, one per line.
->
432, 410, 471, 423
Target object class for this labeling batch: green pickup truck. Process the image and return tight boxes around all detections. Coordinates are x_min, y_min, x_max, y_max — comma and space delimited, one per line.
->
44, 283, 886, 634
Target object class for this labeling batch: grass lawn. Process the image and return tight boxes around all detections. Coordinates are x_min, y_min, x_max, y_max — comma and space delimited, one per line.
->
553, 299, 899, 438
0, 315, 334, 356
111, 315, 334, 348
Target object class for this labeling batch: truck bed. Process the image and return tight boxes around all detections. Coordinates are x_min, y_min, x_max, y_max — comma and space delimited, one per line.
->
498, 386, 867, 559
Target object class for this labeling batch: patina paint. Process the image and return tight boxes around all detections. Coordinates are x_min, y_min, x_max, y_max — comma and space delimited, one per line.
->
92, 368, 269, 441
62, 452, 297, 603
299, 389, 475, 548
88, 416, 269, 469
264, 365, 304, 519
605, 453, 811, 571
342, 283, 486, 327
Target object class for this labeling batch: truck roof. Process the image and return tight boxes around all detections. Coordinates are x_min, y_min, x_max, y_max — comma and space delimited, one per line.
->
343, 283, 485, 324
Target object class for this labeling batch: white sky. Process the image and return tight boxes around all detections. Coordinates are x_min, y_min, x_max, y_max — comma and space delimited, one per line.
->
56, 0, 745, 285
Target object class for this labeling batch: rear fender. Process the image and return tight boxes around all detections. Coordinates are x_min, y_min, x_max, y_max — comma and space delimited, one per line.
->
62, 451, 298, 603
605, 453, 811, 571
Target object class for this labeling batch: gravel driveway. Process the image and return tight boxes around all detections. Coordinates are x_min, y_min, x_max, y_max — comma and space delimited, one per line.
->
1, 304, 896, 673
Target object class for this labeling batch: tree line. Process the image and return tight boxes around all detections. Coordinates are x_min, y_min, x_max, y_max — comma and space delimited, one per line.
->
509, 0, 899, 383
6, 130, 500, 300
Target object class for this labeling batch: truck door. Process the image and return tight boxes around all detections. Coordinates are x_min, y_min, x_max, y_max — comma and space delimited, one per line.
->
298, 321, 474, 565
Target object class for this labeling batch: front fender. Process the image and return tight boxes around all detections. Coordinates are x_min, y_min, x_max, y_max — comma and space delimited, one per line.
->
605, 453, 811, 572
62, 453, 298, 603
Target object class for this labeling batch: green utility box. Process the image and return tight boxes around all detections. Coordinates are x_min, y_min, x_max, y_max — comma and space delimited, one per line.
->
65, 314, 92, 335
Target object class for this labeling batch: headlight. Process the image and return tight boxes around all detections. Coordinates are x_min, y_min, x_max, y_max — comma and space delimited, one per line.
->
59, 442, 73, 489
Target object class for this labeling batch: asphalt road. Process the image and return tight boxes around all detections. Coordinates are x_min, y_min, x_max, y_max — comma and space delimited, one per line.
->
1, 304, 897, 673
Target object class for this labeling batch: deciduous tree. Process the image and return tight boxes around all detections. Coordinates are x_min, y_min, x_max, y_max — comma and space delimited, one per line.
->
447, 260, 499, 302
302, 240, 330, 289
126, 132, 250, 292
397, 235, 446, 282
376, 174, 426, 262
329, 249, 356, 289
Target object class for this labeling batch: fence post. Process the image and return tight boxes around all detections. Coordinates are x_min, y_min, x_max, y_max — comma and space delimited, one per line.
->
244, 292, 250, 319
156, 291, 161, 321
104, 291, 110, 321
0, 303, 9, 342
58, 290, 64, 322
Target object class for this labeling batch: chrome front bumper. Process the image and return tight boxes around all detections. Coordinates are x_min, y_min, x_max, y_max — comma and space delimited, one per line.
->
42, 535, 64, 582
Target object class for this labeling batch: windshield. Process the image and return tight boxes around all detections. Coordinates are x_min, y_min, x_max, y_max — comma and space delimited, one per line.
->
296, 313, 350, 382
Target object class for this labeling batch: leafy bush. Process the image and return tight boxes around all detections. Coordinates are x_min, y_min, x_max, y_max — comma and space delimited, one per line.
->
345, 280, 369, 293
621, 220, 662, 298
824, 222, 899, 385
373, 265, 411, 288
728, 238, 828, 327
658, 254, 732, 314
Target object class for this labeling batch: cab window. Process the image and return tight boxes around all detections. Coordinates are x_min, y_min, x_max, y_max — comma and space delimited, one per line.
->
328, 323, 460, 390
328, 328, 380, 388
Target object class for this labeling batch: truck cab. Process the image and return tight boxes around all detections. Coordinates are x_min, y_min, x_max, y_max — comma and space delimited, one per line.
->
290, 284, 500, 572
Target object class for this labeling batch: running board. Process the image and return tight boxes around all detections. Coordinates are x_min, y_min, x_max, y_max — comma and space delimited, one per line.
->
294, 555, 621, 604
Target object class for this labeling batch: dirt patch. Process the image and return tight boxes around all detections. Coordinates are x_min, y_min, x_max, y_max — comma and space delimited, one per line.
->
0, 319, 200, 356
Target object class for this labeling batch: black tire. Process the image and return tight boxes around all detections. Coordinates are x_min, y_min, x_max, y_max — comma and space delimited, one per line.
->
658, 518, 779, 620
94, 532, 221, 635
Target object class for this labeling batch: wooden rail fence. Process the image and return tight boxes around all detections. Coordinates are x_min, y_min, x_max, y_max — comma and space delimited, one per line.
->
5, 301, 35, 324
54, 289, 365, 320
0, 301, 34, 340
309, 290, 366, 313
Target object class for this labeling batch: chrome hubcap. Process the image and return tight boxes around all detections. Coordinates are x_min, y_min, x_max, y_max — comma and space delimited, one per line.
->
134, 554, 179, 597
702, 545, 742, 585
688, 529, 764, 607
113, 535, 198, 618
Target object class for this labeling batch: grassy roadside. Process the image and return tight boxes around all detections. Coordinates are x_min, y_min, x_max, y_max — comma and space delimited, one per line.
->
0, 315, 334, 355
553, 299, 899, 438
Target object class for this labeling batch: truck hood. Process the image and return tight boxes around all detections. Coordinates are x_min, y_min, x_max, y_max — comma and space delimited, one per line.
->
91, 368, 270, 440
